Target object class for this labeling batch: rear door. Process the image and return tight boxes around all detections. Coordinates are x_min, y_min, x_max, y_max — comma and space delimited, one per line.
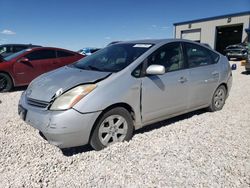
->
183, 42, 220, 109
141, 42, 189, 123
13, 49, 57, 84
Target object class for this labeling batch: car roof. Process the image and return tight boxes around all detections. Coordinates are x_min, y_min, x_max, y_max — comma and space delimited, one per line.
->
116, 38, 201, 45
28, 47, 77, 53
118, 39, 171, 44
0, 44, 41, 47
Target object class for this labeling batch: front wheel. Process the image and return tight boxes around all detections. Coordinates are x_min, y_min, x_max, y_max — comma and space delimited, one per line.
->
90, 107, 134, 151
208, 85, 226, 112
0, 73, 13, 92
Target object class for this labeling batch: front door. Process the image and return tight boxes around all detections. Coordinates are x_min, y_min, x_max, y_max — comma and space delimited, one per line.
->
141, 42, 189, 124
13, 49, 57, 85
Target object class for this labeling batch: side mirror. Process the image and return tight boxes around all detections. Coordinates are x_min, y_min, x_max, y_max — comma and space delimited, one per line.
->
146, 64, 165, 75
18, 57, 29, 63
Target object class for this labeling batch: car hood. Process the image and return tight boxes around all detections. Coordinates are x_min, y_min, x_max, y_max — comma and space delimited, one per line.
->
26, 66, 111, 102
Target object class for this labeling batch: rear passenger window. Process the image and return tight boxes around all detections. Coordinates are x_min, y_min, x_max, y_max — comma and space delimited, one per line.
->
57, 50, 74, 58
185, 43, 215, 68
147, 42, 184, 72
25, 50, 56, 61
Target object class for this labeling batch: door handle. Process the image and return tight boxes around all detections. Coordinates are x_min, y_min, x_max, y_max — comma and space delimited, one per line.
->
131, 86, 139, 90
212, 71, 219, 77
178, 77, 187, 83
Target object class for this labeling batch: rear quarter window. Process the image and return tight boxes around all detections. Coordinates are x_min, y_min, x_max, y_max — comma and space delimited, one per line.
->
210, 51, 220, 63
185, 43, 217, 68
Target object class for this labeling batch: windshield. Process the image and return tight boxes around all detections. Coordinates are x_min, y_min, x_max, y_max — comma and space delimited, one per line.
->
73, 43, 153, 72
4, 49, 28, 61
227, 46, 243, 50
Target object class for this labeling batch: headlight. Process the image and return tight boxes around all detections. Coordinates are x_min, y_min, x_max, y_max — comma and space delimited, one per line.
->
50, 84, 97, 110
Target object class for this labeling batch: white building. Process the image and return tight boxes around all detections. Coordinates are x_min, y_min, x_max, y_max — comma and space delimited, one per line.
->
174, 11, 250, 53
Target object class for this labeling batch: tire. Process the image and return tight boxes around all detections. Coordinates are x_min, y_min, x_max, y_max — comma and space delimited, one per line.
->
0, 73, 13, 92
90, 107, 134, 151
207, 85, 226, 112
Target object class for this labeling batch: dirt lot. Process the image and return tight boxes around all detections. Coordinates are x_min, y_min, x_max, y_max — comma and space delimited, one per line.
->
0, 64, 249, 187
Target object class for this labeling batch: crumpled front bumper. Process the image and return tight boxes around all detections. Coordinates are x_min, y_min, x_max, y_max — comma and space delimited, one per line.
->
18, 92, 101, 148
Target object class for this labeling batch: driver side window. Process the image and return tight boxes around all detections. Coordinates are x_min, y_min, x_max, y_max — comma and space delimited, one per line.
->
147, 42, 184, 72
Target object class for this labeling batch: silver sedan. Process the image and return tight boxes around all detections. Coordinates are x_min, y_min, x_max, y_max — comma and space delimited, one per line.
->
18, 39, 232, 150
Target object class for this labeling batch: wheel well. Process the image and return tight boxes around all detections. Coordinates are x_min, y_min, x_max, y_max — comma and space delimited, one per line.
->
102, 103, 135, 119
219, 83, 228, 94
88, 103, 135, 143
0, 71, 15, 86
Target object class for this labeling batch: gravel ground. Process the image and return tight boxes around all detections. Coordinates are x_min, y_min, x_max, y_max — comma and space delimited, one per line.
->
0, 65, 249, 187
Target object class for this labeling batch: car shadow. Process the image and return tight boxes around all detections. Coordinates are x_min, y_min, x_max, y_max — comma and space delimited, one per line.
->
241, 71, 250, 75
61, 145, 93, 156
12, 86, 27, 92
0, 86, 28, 93
61, 108, 207, 156
0, 86, 27, 95
135, 108, 207, 134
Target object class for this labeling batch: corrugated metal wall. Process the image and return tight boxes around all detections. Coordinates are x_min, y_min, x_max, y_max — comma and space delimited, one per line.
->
174, 14, 250, 49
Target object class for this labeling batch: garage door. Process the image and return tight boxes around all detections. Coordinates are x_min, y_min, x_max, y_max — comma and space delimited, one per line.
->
181, 29, 201, 42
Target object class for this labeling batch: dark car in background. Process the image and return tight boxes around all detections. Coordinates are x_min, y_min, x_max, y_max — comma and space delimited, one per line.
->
225, 44, 248, 60
0, 47, 84, 91
0, 44, 42, 57
244, 42, 250, 72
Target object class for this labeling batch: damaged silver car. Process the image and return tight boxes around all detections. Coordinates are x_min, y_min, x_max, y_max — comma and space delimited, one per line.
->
18, 39, 232, 150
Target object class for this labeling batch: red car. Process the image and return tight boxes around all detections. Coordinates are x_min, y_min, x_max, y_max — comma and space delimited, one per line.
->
0, 47, 84, 91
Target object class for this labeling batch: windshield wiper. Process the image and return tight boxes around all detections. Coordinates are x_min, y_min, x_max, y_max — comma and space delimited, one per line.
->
86, 65, 103, 71
85, 65, 114, 72
73, 64, 114, 72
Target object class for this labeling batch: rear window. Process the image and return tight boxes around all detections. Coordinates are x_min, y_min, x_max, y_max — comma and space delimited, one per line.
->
13, 46, 27, 53
57, 50, 74, 58
226, 46, 242, 50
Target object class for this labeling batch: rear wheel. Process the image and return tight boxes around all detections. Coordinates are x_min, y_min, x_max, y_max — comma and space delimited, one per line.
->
208, 85, 226, 112
0, 73, 13, 92
90, 107, 134, 151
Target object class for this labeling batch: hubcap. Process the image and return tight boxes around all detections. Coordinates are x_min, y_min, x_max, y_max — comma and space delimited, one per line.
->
214, 88, 225, 109
0, 76, 7, 91
98, 115, 128, 146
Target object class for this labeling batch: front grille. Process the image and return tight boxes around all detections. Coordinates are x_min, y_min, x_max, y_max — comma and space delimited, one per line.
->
27, 97, 50, 108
